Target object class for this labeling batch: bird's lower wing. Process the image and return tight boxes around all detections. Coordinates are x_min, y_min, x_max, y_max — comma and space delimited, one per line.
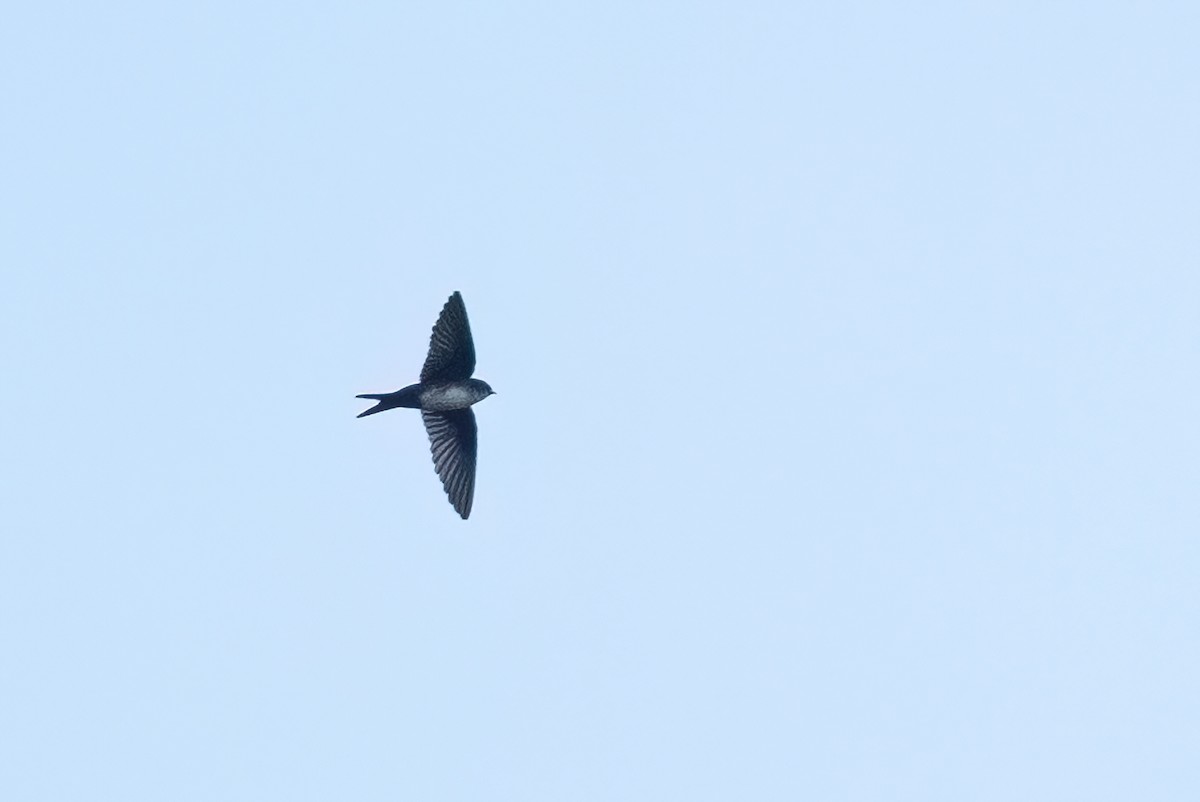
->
421, 408, 477, 519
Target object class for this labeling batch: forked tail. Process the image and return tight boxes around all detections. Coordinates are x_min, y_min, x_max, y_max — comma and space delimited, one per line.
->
355, 394, 390, 418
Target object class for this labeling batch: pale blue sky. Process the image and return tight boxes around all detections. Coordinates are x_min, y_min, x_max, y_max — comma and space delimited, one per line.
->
2, 2, 1198, 800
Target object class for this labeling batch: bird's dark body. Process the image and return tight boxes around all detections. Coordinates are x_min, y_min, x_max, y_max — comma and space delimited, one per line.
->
356, 292, 494, 519
357, 378, 495, 417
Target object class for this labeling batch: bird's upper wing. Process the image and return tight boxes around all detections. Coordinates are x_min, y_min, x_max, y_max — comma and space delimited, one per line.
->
422, 408, 477, 519
420, 291, 476, 382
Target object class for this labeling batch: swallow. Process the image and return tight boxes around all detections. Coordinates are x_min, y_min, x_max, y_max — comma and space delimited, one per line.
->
357, 291, 495, 519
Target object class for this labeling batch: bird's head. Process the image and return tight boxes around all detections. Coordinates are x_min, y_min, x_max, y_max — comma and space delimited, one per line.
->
469, 379, 496, 399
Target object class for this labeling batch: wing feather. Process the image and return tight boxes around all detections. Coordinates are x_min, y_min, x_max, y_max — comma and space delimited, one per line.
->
421, 409, 477, 519
420, 292, 476, 382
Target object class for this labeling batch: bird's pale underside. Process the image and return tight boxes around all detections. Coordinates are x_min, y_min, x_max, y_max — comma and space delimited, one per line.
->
356, 292, 494, 519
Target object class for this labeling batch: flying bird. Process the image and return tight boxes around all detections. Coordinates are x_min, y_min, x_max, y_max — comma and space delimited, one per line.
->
357, 291, 495, 519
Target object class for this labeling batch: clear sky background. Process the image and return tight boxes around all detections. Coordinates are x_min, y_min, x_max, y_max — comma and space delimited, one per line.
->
2, 3, 1198, 800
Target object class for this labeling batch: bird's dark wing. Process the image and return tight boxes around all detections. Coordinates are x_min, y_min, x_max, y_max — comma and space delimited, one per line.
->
420, 291, 476, 382
422, 408, 477, 519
